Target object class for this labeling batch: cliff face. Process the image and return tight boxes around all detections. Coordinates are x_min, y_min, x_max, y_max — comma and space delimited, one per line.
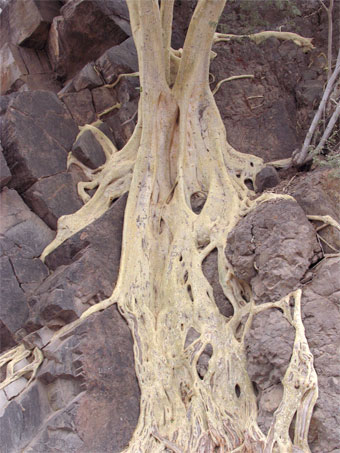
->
0, 1, 339, 452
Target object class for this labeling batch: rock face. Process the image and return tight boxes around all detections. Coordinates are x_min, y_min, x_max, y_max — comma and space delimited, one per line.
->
27, 195, 127, 331
1, 90, 78, 192
0, 188, 54, 347
47, 0, 129, 79
226, 199, 321, 302
0, 306, 140, 453
0, 0, 61, 49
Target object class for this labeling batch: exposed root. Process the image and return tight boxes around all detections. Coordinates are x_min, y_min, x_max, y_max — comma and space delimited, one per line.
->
104, 71, 140, 89
214, 31, 314, 52
212, 74, 255, 95
0, 344, 43, 392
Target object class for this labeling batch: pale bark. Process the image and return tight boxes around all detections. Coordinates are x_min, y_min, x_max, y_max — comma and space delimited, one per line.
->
39, 1, 319, 451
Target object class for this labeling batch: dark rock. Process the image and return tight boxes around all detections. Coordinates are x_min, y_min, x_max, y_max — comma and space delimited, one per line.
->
72, 129, 106, 169
226, 199, 320, 302
60, 89, 96, 126
245, 308, 295, 433
47, 0, 128, 79
0, 255, 28, 337
28, 195, 127, 328
96, 37, 138, 84
0, 93, 19, 116
0, 0, 61, 49
211, 37, 310, 161
0, 146, 11, 189
0, 43, 28, 94
302, 258, 340, 452
289, 170, 340, 253
295, 79, 323, 107
23, 171, 84, 230
0, 188, 54, 344
34, 305, 140, 453
202, 249, 234, 317
0, 381, 52, 453
104, 102, 137, 150
0, 320, 16, 353
0, 44, 61, 95
1, 91, 78, 192
91, 86, 118, 115
73, 62, 103, 92
0, 189, 55, 260
255, 166, 280, 192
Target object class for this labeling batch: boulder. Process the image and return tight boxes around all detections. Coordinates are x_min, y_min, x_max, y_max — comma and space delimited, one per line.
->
91, 86, 118, 115
0, 188, 54, 345
72, 129, 107, 169
24, 305, 139, 453
1, 90, 78, 192
60, 89, 96, 126
0, 145, 11, 188
96, 37, 138, 84
47, 0, 129, 79
22, 171, 84, 230
226, 199, 321, 302
0, 44, 61, 95
27, 195, 127, 329
0, 0, 61, 49
301, 258, 340, 452
73, 62, 103, 92
255, 166, 280, 192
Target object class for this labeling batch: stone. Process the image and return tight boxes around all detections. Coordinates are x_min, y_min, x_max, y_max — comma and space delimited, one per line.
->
27, 195, 127, 328
47, 0, 128, 79
289, 170, 340, 253
0, 43, 28, 94
91, 86, 118, 115
3, 377, 28, 400
0, 255, 28, 336
0, 389, 7, 416
0, 0, 61, 49
23, 171, 84, 230
202, 249, 234, 317
1, 90, 78, 192
255, 166, 280, 192
104, 102, 137, 150
0, 189, 55, 258
301, 258, 340, 452
0, 188, 54, 342
0, 321, 16, 353
22, 326, 54, 350
226, 199, 321, 302
73, 62, 103, 92
0, 44, 61, 95
0, 146, 11, 188
0, 381, 52, 453
96, 37, 138, 84
34, 304, 140, 453
60, 89, 96, 126
72, 129, 106, 169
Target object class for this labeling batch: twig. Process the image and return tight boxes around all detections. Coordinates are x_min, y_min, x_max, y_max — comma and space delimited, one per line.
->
314, 101, 340, 154
293, 48, 340, 165
212, 74, 254, 95
319, 0, 334, 79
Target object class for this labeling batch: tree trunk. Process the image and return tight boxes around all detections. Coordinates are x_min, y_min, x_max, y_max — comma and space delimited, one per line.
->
43, 1, 318, 451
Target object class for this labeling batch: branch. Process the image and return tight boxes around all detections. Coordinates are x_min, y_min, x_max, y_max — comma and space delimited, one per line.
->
214, 31, 314, 52
319, 0, 334, 79
293, 48, 340, 165
160, 0, 175, 85
212, 74, 254, 95
313, 101, 340, 154
173, 0, 226, 97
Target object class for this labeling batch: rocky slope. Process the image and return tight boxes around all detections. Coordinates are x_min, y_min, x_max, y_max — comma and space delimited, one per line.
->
0, 1, 339, 452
